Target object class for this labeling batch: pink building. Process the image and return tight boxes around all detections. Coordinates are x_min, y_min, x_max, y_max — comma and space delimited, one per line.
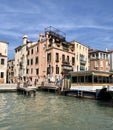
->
27, 26, 75, 85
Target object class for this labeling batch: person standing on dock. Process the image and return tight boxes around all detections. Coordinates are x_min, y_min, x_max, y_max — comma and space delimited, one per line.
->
34, 79, 37, 86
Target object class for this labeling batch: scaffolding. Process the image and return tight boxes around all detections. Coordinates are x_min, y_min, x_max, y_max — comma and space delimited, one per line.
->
45, 26, 66, 42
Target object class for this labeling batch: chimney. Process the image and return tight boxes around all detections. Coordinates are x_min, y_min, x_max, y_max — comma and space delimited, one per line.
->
23, 35, 28, 45
39, 33, 44, 41
45, 31, 49, 39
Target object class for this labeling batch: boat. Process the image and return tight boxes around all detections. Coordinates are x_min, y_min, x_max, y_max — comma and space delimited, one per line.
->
63, 70, 113, 100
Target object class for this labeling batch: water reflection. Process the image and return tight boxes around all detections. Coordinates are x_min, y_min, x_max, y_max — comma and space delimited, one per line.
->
0, 92, 113, 130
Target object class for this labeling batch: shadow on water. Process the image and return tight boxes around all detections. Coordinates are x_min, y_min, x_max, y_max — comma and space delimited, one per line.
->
96, 99, 113, 107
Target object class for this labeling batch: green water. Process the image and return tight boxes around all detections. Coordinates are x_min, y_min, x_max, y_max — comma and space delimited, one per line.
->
0, 92, 113, 130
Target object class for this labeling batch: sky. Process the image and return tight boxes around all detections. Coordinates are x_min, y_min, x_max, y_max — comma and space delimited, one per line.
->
0, 0, 113, 59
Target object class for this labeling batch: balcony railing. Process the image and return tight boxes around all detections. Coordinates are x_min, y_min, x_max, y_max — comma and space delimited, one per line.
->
45, 26, 66, 41
63, 46, 69, 51
80, 66, 85, 71
91, 57, 99, 60
80, 59, 86, 65
62, 60, 70, 65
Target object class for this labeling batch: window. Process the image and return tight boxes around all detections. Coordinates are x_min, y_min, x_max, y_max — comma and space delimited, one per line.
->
62, 54, 65, 62
94, 76, 98, 83
26, 69, 29, 74
1, 59, 4, 65
31, 49, 33, 54
72, 76, 77, 83
47, 53, 51, 62
78, 76, 84, 83
56, 53, 59, 62
72, 57, 75, 65
36, 68, 39, 75
31, 68, 33, 74
85, 76, 92, 83
92, 54, 95, 57
56, 65, 59, 74
47, 65, 51, 74
98, 76, 103, 83
1, 72, 4, 78
31, 59, 33, 65
36, 46, 38, 53
27, 59, 29, 65
95, 61, 98, 67
67, 56, 69, 62
35, 56, 38, 64
28, 50, 30, 55
30, 77, 32, 81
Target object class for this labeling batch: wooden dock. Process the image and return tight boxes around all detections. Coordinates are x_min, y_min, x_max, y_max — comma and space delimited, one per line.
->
38, 85, 61, 93
17, 87, 37, 96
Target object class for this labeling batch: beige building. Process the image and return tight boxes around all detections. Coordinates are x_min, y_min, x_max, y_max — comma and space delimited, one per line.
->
0, 41, 8, 83
14, 35, 37, 82
71, 41, 88, 71
88, 49, 110, 72
7, 59, 15, 83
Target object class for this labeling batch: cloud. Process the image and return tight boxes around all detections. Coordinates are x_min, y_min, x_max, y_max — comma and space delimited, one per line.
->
0, 0, 113, 59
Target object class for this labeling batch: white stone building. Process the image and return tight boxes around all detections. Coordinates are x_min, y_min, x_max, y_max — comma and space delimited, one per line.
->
0, 41, 8, 83
14, 35, 37, 82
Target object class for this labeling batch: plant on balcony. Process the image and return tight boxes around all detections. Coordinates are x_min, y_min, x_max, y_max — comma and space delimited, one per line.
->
63, 46, 69, 51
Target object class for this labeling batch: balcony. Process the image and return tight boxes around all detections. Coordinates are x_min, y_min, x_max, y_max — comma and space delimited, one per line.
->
62, 60, 70, 65
94, 66, 98, 70
63, 46, 69, 51
90, 57, 99, 60
80, 66, 85, 71
80, 59, 86, 65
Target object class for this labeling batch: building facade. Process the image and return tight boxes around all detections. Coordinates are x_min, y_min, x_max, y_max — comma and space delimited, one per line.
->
14, 26, 90, 85
27, 27, 75, 85
71, 41, 88, 71
107, 50, 113, 71
0, 41, 8, 83
14, 35, 37, 83
7, 59, 15, 83
88, 49, 110, 72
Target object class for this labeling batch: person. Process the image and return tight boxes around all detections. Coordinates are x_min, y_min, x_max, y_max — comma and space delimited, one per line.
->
34, 79, 37, 86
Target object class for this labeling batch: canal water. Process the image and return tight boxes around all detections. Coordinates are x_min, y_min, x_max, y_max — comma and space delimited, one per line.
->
0, 92, 113, 130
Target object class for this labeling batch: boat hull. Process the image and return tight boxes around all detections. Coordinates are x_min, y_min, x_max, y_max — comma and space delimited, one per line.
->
97, 88, 113, 100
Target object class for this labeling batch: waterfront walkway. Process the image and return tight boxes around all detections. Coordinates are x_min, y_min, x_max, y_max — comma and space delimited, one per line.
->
0, 84, 37, 92
0, 84, 17, 92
